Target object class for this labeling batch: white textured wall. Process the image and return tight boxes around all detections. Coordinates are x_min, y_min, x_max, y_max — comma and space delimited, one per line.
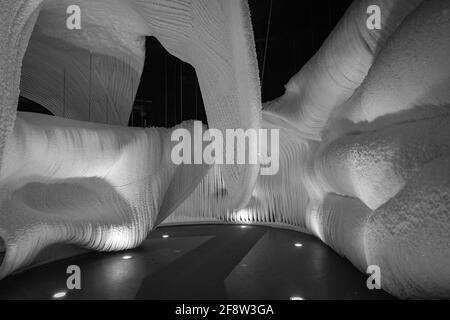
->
0, 0, 261, 280
0, 0, 449, 299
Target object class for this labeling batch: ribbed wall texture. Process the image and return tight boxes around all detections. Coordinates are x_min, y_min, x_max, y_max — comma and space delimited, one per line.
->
0, 0, 261, 279
0, 0, 450, 299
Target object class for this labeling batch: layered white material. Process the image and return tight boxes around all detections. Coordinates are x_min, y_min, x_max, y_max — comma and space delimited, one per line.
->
337, 0, 450, 127
0, 113, 209, 278
17, 0, 262, 208
1, 0, 261, 277
264, 0, 423, 141
1, 0, 450, 300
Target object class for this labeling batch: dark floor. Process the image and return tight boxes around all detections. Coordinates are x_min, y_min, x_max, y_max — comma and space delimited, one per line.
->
0, 225, 393, 300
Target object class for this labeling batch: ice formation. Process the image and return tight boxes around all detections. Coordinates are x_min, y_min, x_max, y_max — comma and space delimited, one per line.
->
0, 0, 449, 299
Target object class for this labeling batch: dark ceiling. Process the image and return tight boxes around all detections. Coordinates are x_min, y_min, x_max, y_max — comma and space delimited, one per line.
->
18, 0, 353, 128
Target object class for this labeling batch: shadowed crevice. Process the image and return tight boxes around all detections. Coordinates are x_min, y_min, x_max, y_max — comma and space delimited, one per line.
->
0, 235, 5, 266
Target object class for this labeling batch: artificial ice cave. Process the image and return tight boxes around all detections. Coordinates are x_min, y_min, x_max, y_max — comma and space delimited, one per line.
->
0, 0, 449, 300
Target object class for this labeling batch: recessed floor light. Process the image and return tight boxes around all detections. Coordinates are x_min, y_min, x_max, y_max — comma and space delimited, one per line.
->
240, 225, 248, 229
290, 296, 304, 300
294, 243, 303, 248
122, 255, 133, 260
162, 234, 169, 238
52, 291, 67, 299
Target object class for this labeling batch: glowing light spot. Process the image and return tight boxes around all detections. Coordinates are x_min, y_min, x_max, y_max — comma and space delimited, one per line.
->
309, 208, 325, 242
294, 243, 303, 248
162, 234, 169, 238
52, 291, 67, 299
122, 255, 133, 260
235, 209, 250, 222
290, 296, 304, 300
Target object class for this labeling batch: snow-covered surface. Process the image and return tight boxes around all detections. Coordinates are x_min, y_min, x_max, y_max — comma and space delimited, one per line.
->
0, 0, 449, 299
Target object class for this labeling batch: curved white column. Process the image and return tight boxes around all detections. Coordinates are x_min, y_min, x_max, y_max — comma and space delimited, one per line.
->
264, 0, 423, 141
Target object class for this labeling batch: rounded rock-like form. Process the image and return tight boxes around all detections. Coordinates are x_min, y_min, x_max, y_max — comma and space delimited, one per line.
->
364, 156, 450, 299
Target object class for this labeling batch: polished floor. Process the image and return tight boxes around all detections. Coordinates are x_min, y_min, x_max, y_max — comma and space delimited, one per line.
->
0, 225, 393, 300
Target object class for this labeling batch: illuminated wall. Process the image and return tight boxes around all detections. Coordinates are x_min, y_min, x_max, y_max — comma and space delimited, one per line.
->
0, 0, 449, 299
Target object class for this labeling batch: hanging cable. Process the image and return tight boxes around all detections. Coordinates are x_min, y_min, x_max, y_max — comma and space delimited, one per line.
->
131, 76, 134, 127
63, 68, 66, 118
261, 0, 273, 90
105, 93, 108, 124
195, 79, 198, 121
180, 61, 183, 123
164, 54, 168, 127
89, 51, 92, 121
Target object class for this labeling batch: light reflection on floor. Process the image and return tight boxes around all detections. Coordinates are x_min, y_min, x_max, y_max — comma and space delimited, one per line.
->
0, 225, 394, 300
